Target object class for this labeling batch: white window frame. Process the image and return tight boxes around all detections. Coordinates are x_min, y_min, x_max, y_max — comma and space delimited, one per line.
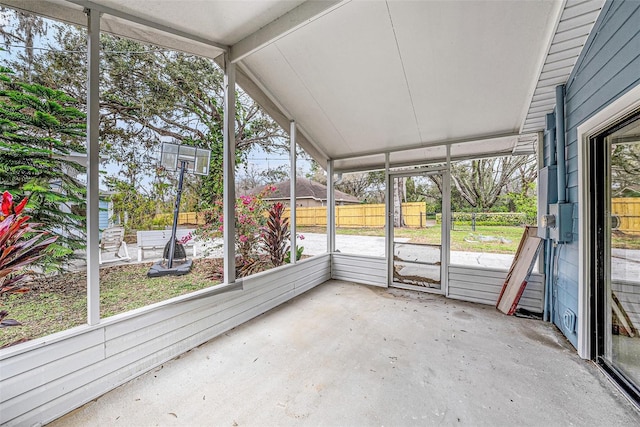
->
577, 82, 640, 359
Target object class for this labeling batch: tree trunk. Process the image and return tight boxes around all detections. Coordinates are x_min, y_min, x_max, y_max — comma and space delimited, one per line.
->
393, 177, 405, 227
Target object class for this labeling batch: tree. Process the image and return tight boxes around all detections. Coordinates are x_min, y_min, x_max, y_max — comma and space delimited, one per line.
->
260, 165, 291, 186
611, 143, 640, 197
99, 35, 286, 208
0, 8, 48, 81
0, 61, 86, 263
4, 14, 288, 223
306, 162, 386, 203
405, 176, 443, 214
393, 176, 406, 227
337, 171, 386, 203
429, 155, 536, 211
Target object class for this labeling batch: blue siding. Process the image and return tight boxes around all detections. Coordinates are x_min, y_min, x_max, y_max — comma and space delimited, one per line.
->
549, 0, 640, 347
99, 199, 110, 233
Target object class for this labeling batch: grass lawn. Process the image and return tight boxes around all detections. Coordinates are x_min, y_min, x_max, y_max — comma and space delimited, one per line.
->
612, 230, 640, 250
0, 258, 222, 348
298, 225, 526, 254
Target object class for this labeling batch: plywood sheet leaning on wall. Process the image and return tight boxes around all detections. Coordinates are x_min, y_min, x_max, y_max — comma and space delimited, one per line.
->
496, 226, 542, 315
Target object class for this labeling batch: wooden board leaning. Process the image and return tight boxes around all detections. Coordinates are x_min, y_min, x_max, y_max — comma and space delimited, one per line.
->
496, 226, 542, 315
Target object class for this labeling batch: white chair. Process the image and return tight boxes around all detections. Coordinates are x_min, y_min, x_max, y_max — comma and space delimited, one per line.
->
99, 226, 131, 264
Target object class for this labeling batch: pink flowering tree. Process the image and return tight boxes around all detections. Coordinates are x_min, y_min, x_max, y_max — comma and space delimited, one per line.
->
199, 186, 275, 277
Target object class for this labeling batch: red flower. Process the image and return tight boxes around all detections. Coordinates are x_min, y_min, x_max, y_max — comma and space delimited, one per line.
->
1, 191, 13, 216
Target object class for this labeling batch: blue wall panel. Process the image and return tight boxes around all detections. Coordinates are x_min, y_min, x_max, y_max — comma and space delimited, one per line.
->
547, 0, 640, 348
99, 199, 109, 231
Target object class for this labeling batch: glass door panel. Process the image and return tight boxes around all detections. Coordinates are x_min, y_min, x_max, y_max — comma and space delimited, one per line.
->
606, 116, 640, 386
391, 173, 443, 291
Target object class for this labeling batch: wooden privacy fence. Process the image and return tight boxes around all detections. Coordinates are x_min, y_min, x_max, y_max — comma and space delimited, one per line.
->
155, 211, 207, 226
289, 202, 426, 228
612, 198, 640, 234
161, 202, 426, 228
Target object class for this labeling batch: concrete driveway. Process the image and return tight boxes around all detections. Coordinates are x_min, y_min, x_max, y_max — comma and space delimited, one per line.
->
111, 234, 640, 279
97, 232, 516, 271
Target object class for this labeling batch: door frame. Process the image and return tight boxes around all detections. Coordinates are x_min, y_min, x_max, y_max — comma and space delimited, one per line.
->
577, 83, 640, 359
386, 165, 451, 294
589, 115, 640, 401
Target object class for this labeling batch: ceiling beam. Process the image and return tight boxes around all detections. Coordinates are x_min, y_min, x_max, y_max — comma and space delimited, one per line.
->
333, 149, 518, 174
330, 132, 522, 162
230, 0, 347, 63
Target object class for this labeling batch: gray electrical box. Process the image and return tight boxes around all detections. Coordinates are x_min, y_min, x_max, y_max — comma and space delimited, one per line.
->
548, 203, 573, 243
537, 165, 558, 238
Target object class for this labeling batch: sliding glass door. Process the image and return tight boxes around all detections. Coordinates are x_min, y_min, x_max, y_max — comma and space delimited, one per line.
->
592, 111, 640, 396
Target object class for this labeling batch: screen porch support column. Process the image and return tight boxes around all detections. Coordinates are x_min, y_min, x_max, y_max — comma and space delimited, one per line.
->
223, 54, 236, 283
327, 159, 335, 253
442, 145, 452, 296
86, 8, 100, 325
385, 153, 392, 285
290, 121, 297, 264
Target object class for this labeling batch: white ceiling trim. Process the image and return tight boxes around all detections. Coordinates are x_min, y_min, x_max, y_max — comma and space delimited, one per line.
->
330, 131, 522, 162
230, 0, 347, 63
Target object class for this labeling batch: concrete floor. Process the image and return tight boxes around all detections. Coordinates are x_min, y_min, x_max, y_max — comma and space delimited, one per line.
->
51, 281, 640, 426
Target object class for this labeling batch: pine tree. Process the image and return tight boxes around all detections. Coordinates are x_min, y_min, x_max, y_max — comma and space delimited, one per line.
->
0, 61, 86, 265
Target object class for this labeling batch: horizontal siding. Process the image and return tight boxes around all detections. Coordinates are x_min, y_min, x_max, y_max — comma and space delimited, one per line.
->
448, 265, 544, 313
552, 0, 640, 348
331, 254, 387, 287
0, 255, 330, 426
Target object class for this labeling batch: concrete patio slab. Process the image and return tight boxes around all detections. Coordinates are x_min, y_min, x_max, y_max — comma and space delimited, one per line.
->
50, 280, 640, 426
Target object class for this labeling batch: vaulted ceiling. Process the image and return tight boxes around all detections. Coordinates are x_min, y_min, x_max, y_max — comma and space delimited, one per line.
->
2, 0, 605, 171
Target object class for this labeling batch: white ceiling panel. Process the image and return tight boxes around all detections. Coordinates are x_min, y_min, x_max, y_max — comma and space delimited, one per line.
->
243, 43, 347, 154
241, 0, 565, 169
388, 1, 558, 142
247, 0, 421, 157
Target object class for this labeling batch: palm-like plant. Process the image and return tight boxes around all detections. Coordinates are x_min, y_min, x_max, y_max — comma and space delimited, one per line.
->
261, 202, 290, 268
0, 191, 56, 328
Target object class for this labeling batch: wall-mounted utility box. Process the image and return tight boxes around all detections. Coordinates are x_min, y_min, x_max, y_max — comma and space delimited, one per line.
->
549, 203, 573, 243
537, 165, 558, 238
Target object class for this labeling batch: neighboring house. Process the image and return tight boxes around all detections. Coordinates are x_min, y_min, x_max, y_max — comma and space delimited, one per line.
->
247, 177, 360, 207
99, 192, 116, 231
62, 153, 115, 234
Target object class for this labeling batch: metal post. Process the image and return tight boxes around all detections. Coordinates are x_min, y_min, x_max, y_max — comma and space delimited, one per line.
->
290, 121, 297, 264
86, 8, 100, 325
327, 160, 335, 253
442, 146, 452, 296
223, 54, 236, 283
167, 160, 187, 268
385, 153, 392, 286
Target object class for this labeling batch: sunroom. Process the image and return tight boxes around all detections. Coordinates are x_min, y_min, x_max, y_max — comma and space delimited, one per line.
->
1, 0, 640, 424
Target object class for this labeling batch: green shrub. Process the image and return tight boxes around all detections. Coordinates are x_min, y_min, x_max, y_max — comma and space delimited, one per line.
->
435, 212, 526, 226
